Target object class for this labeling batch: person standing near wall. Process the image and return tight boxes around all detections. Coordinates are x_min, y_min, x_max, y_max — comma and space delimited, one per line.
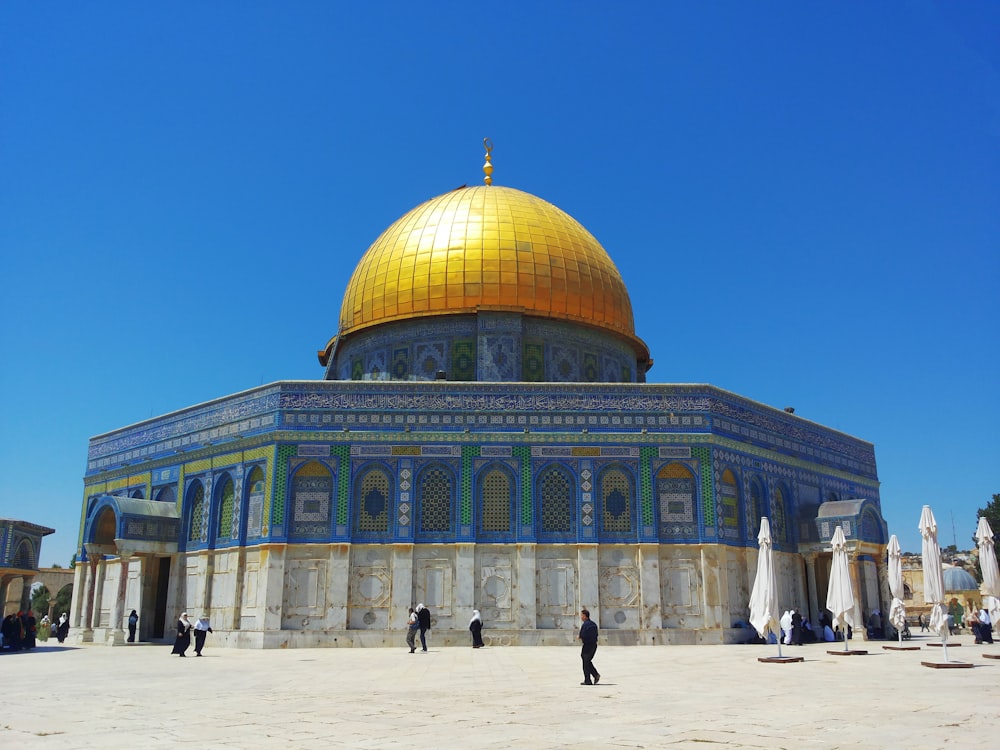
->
416, 603, 431, 652
193, 615, 213, 656
578, 609, 600, 686
469, 609, 484, 648
405, 607, 418, 653
171, 612, 192, 657
127, 610, 139, 643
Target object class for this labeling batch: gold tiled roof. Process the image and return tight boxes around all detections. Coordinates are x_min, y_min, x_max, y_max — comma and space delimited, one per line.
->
338, 186, 644, 353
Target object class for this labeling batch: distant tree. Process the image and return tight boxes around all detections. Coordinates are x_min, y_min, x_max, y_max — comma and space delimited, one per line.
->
975, 493, 1000, 580
31, 584, 50, 618
52, 584, 73, 620
977, 494, 1000, 538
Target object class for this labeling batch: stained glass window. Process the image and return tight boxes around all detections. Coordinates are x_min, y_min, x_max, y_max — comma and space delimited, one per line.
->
187, 481, 205, 542
600, 467, 632, 534
749, 478, 766, 538
217, 476, 235, 540
720, 469, 739, 531
291, 462, 332, 538
356, 468, 391, 533
539, 466, 573, 534
419, 466, 452, 534
480, 466, 512, 533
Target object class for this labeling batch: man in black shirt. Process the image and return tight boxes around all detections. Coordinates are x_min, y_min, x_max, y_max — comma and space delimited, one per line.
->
416, 603, 431, 652
578, 609, 600, 685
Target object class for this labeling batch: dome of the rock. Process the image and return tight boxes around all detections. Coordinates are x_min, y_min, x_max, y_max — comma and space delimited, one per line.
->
321, 185, 651, 383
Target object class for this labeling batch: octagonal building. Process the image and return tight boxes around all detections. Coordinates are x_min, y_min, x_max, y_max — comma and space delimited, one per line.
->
71, 161, 889, 648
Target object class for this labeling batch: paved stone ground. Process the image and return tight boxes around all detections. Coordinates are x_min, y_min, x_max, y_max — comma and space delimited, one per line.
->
2, 632, 997, 749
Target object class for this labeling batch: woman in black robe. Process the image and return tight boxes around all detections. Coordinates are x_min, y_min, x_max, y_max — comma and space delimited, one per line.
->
56, 612, 70, 643
171, 612, 192, 656
469, 609, 484, 648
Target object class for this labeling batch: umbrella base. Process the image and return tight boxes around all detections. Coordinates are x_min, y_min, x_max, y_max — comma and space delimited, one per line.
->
827, 649, 868, 656
757, 656, 804, 664
983, 653, 999, 660
921, 660, 973, 669
882, 645, 920, 651
926, 642, 961, 647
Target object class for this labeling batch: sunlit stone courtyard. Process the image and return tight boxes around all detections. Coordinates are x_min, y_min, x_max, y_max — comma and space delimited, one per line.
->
4, 633, 997, 749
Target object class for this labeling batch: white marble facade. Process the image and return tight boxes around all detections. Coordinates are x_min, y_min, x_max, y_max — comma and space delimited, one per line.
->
72, 542, 812, 648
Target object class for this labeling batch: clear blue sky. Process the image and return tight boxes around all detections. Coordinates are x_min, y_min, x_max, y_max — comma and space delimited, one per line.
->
2, 3, 997, 565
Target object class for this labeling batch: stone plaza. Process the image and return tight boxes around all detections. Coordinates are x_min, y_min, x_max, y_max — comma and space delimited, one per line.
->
4, 632, 997, 749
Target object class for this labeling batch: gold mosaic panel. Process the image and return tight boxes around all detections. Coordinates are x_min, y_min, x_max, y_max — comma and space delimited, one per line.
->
338, 186, 641, 348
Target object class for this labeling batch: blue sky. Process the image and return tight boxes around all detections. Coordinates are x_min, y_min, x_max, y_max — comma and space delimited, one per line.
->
1, 3, 997, 565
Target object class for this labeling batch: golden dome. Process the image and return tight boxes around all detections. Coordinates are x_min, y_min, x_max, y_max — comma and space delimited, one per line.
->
337, 185, 646, 357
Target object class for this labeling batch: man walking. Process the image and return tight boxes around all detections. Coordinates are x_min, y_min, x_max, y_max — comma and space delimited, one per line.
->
578, 609, 600, 685
416, 603, 431, 652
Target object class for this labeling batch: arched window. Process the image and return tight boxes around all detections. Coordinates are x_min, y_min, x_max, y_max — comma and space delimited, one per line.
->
129, 488, 144, 499
11, 539, 35, 569
289, 461, 332, 539
599, 465, 634, 536
657, 463, 695, 539
537, 465, 574, 537
772, 484, 788, 543
154, 486, 175, 504
355, 466, 391, 536
187, 480, 205, 543
216, 474, 236, 542
720, 469, 740, 537
245, 466, 265, 540
749, 477, 767, 539
418, 464, 454, 537
478, 464, 514, 538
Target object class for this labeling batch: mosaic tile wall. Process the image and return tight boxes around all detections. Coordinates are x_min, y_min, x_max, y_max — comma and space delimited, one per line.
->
328, 312, 639, 383
81, 377, 884, 555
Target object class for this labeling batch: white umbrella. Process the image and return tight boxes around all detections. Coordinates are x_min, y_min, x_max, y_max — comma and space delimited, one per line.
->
975, 516, 1000, 635
919, 505, 950, 660
826, 525, 857, 651
749, 517, 783, 657
887, 534, 906, 643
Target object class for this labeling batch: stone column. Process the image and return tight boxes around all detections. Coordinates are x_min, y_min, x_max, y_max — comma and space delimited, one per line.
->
107, 552, 132, 646
804, 553, 820, 626
80, 551, 100, 642
701, 546, 723, 633
200, 551, 215, 617
515, 544, 536, 630
454, 543, 476, 625
637, 543, 662, 637
259, 544, 287, 633
578, 544, 600, 623
69, 562, 85, 627
108, 552, 132, 646
327, 543, 350, 631
93, 556, 107, 630
390, 544, 414, 631
19, 577, 31, 612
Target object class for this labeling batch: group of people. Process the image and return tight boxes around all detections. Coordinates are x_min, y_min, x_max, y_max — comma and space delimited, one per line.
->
967, 606, 994, 644
170, 612, 214, 657
778, 608, 820, 645
401, 605, 603, 687
405, 604, 434, 652
404, 605, 486, 652
1, 610, 69, 650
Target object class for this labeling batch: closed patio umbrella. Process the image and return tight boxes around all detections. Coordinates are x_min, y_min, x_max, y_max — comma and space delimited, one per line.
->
826, 525, 857, 652
919, 505, 950, 661
749, 517, 782, 658
887, 534, 906, 643
975, 516, 999, 636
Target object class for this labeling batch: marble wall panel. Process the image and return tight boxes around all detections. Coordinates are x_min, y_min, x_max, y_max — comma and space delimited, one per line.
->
476, 548, 514, 624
